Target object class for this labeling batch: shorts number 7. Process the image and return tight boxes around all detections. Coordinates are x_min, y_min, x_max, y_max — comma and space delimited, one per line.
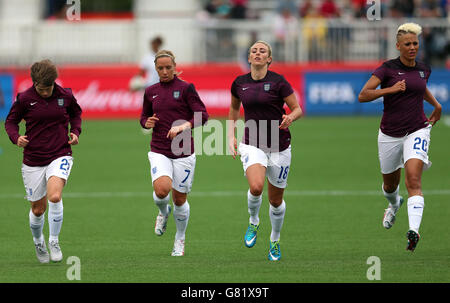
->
181, 169, 191, 183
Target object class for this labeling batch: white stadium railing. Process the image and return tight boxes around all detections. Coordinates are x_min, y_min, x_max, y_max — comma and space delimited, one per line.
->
0, 18, 448, 66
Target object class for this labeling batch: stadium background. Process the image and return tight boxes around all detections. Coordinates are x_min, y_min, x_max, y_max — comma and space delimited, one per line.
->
0, 0, 449, 283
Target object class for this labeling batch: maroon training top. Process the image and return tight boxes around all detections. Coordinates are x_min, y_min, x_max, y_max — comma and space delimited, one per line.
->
373, 57, 431, 137
231, 70, 294, 152
140, 75, 209, 159
5, 83, 82, 166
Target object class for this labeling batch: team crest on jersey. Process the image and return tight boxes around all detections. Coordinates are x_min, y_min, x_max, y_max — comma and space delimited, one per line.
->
58, 98, 64, 106
173, 91, 180, 99
419, 71, 425, 78
152, 167, 157, 174
263, 83, 271, 91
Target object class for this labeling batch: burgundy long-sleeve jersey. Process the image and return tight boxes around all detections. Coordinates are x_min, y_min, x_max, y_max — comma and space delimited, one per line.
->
140, 75, 209, 159
5, 83, 82, 166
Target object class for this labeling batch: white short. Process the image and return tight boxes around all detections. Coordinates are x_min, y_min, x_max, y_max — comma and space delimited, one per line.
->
21, 156, 73, 202
147, 152, 196, 194
238, 143, 292, 189
378, 125, 432, 174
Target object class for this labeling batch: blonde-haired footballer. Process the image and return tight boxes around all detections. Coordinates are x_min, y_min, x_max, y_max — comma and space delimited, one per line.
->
359, 23, 442, 251
140, 50, 209, 256
228, 41, 303, 261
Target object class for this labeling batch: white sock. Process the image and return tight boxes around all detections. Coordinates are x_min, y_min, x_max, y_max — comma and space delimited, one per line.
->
407, 195, 425, 233
382, 184, 401, 208
48, 200, 63, 242
247, 190, 262, 225
269, 201, 286, 242
173, 201, 190, 241
29, 210, 45, 244
153, 192, 170, 216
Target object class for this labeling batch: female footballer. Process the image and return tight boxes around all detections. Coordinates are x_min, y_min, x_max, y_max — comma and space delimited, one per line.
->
358, 23, 442, 251
5, 59, 82, 263
140, 50, 208, 256
228, 41, 303, 261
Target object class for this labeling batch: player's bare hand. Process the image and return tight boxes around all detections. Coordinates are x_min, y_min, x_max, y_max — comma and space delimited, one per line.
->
167, 125, 183, 140
391, 80, 406, 93
279, 114, 293, 129
68, 133, 79, 145
17, 135, 29, 148
145, 114, 159, 129
428, 104, 442, 126
228, 136, 238, 159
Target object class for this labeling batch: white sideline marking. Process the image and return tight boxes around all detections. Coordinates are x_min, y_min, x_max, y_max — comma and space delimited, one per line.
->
1, 189, 450, 200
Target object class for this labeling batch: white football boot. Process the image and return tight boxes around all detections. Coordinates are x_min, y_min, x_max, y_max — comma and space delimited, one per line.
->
49, 240, 63, 262
171, 239, 185, 256
34, 240, 50, 263
155, 205, 172, 236
383, 197, 404, 229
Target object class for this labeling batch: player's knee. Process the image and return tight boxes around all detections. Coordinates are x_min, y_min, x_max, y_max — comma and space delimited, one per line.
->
31, 206, 45, 217
249, 183, 264, 196
405, 176, 421, 191
47, 193, 62, 203
383, 183, 398, 193
173, 197, 186, 205
154, 187, 170, 199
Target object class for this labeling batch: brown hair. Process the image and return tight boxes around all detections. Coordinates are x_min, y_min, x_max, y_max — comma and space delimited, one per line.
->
30, 59, 58, 86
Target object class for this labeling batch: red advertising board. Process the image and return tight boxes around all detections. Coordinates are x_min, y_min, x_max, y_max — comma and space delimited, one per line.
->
11, 62, 381, 119
14, 65, 143, 119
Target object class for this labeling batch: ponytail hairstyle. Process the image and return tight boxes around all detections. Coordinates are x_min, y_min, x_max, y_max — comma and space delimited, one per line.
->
154, 49, 176, 65
154, 50, 182, 76
248, 40, 273, 66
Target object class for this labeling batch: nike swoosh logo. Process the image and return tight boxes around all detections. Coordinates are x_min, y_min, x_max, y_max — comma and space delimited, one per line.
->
242, 87, 249, 90
269, 251, 280, 261
398, 72, 405, 75
53, 218, 63, 222
413, 206, 423, 209
30, 102, 37, 106
152, 95, 158, 99
245, 235, 256, 246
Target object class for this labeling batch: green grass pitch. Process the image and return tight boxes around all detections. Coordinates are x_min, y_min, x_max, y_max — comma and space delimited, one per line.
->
0, 116, 449, 283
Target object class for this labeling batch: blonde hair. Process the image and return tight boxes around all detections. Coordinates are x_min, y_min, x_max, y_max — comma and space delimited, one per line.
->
248, 40, 273, 66
30, 59, 58, 86
397, 23, 422, 40
154, 50, 176, 65
249, 40, 272, 57
154, 49, 183, 77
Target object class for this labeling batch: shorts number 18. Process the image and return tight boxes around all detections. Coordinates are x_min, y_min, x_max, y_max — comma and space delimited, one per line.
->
278, 166, 289, 180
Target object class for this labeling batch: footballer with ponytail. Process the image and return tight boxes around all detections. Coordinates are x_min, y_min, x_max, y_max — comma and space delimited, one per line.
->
140, 49, 209, 256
